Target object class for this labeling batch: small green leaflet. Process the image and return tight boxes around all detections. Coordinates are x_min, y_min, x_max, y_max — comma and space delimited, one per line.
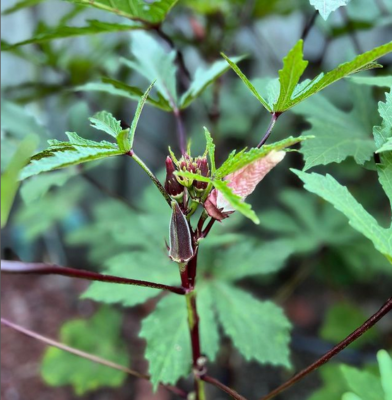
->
216, 135, 310, 178
129, 81, 155, 149
64, 0, 177, 23
294, 87, 376, 170
89, 111, 122, 138
292, 170, 392, 263
273, 40, 308, 111
1, 20, 143, 50
309, 0, 351, 20
223, 41, 392, 113
211, 281, 292, 368
204, 127, 216, 174
373, 92, 392, 208
41, 307, 129, 395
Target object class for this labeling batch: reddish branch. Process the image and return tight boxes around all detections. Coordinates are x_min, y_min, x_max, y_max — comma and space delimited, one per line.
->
1, 317, 188, 398
259, 297, 392, 400
202, 375, 248, 400
1, 260, 186, 295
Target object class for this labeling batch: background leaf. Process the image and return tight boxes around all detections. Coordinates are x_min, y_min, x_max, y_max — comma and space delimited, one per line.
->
295, 88, 376, 170
41, 307, 129, 395
292, 170, 392, 261
309, 0, 351, 20
65, 0, 178, 23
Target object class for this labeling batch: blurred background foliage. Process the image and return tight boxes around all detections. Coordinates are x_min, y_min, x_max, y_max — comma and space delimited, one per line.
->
1, 0, 392, 399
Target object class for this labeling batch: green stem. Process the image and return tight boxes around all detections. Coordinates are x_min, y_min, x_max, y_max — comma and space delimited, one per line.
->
128, 151, 172, 207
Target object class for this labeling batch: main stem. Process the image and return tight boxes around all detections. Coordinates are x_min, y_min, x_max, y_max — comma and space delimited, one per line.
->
186, 290, 205, 400
180, 251, 206, 400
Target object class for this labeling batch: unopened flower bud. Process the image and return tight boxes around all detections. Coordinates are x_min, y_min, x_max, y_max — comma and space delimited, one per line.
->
164, 156, 184, 199
169, 201, 194, 263
194, 157, 209, 191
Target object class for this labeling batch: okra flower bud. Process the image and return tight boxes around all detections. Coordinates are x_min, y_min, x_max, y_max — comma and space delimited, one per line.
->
194, 156, 209, 191
164, 156, 184, 199
168, 201, 194, 263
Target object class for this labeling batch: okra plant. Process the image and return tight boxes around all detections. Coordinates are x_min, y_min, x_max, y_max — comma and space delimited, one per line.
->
2, 0, 392, 399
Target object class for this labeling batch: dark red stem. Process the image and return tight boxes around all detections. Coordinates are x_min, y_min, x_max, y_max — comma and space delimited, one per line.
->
257, 112, 281, 148
1, 260, 186, 295
201, 218, 216, 238
174, 108, 186, 155
301, 10, 318, 41
202, 375, 248, 400
259, 297, 392, 400
1, 317, 188, 398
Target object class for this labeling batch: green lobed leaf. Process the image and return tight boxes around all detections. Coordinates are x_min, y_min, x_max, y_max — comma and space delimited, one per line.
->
64, 0, 178, 23
212, 281, 292, 368
20, 132, 123, 180
347, 75, 392, 87
294, 89, 376, 170
216, 136, 310, 178
89, 111, 122, 138
221, 52, 272, 113
213, 180, 259, 224
292, 169, 392, 262
82, 251, 180, 307
290, 41, 392, 109
274, 40, 308, 111
41, 307, 129, 395
229, 41, 391, 113
373, 92, 392, 208
139, 294, 191, 390
309, 0, 351, 20
1, 136, 37, 228
179, 56, 244, 109
2, 20, 142, 50
122, 31, 177, 109
204, 127, 216, 174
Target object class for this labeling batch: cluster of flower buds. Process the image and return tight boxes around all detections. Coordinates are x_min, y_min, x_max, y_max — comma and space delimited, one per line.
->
164, 154, 210, 200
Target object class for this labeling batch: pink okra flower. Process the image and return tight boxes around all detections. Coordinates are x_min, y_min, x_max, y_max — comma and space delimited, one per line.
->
204, 150, 286, 221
